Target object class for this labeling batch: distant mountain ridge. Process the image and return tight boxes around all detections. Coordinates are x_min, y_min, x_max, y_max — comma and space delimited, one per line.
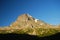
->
0, 13, 60, 37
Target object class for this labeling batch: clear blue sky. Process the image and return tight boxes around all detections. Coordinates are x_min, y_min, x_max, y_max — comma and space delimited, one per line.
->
0, 0, 60, 26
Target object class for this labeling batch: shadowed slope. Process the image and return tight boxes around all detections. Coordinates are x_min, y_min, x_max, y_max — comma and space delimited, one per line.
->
0, 33, 60, 40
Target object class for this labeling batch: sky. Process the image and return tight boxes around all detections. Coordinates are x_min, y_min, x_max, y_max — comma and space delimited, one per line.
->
0, 0, 60, 26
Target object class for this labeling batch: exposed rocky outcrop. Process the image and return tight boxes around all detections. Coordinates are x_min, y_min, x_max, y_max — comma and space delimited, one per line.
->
0, 13, 60, 37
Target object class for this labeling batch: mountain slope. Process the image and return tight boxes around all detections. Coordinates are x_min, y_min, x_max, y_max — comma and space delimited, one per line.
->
0, 14, 60, 37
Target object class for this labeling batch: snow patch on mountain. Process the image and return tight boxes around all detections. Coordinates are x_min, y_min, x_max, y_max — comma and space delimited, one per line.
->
35, 19, 39, 23
27, 14, 32, 17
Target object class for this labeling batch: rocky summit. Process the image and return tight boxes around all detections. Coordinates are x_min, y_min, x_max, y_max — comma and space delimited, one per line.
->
0, 13, 60, 37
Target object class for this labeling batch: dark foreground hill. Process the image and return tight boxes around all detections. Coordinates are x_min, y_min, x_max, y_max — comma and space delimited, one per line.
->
0, 33, 60, 40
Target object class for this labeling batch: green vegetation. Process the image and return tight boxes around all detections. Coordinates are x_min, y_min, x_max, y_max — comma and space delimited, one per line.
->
0, 27, 59, 37
35, 28, 59, 37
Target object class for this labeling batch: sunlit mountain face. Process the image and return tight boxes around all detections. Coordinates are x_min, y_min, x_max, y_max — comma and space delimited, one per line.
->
0, 14, 60, 37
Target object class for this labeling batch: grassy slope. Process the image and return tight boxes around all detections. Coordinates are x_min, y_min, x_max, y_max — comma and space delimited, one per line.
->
0, 27, 59, 37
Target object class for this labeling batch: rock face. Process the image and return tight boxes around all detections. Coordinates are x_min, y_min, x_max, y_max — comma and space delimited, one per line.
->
10, 14, 34, 27
10, 14, 52, 28
0, 13, 60, 37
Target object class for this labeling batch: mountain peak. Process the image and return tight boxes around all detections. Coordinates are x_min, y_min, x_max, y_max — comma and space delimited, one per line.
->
20, 14, 32, 17
17, 14, 35, 22
20, 14, 28, 17
10, 13, 58, 28
10, 13, 35, 27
